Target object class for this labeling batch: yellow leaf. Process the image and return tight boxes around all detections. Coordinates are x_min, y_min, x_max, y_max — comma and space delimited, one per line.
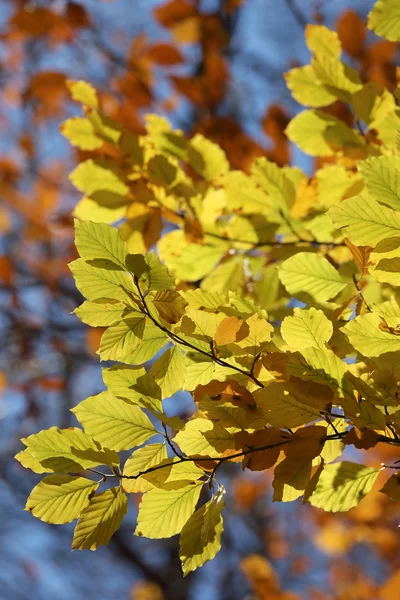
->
281, 307, 333, 351
122, 443, 168, 493
308, 461, 379, 512
71, 390, 158, 451
368, 0, 400, 42
279, 252, 347, 302
20, 427, 119, 473
134, 483, 203, 539
25, 476, 99, 524
179, 489, 225, 576
66, 80, 99, 109
72, 487, 128, 550
150, 345, 186, 399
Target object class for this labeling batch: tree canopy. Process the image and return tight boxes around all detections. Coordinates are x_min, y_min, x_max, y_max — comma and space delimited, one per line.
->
8, 0, 400, 593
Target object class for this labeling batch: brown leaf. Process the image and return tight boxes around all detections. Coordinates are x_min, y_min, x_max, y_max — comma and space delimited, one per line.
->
145, 43, 184, 66
284, 426, 326, 461
343, 427, 379, 450
154, 0, 197, 28
336, 10, 365, 58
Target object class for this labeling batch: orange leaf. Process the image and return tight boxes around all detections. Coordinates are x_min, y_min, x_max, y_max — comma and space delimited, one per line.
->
146, 43, 183, 66
336, 10, 365, 58
214, 316, 244, 346
154, 0, 197, 28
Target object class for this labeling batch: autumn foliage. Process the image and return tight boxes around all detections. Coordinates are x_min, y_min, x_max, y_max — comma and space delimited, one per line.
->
4, 0, 400, 597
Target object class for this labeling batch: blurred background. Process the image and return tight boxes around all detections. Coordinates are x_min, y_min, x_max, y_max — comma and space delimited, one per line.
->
1, 0, 400, 598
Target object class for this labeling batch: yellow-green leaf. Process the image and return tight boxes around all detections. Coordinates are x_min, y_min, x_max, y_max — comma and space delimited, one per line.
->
74, 219, 128, 270
188, 134, 229, 181
273, 457, 311, 502
73, 300, 125, 327
70, 159, 128, 198
329, 195, 400, 246
150, 345, 186, 399
21, 427, 119, 473
285, 64, 337, 108
173, 418, 235, 458
342, 313, 400, 357
286, 110, 365, 157
308, 461, 379, 512
72, 487, 128, 550
279, 252, 347, 302
122, 443, 168, 493
281, 307, 333, 350
358, 156, 400, 211
179, 490, 225, 576
368, 0, 400, 42
135, 483, 203, 539
255, 385, 321, 428
72, 391, 158, 451
25, 476, 99, 524
69, 257, 134, 302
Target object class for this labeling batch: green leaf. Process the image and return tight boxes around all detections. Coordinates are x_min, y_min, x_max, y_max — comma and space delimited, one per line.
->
72, 487, 128, 550
73, 300, 125, 327
134, 483, 203, 539
368, 0, 400, 42
179, 490, 225, 576
25, 476, 99, 524
329, 195, 400, 246
150, 345, 186, 399
122, 443, 168, 493
69, 257, 135, 302
342, 313, 400, 357
72, 391, 158, 451
20, 427, 119, 473
281, 307, 333, 350
308, 461, 379, 512
358, 156, 400, 211
286, 110, 365, 157
74, 220, 128, 270
279, 252, 347, 302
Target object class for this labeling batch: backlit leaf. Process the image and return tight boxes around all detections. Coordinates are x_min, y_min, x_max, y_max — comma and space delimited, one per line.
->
135, 483, 203, 539
72, 487, 128, 550
71, 390, 158, 451
179, 489, 225, 576
25, 476, 99, 524
308, 461, 379, 512
279, 252, 347, 302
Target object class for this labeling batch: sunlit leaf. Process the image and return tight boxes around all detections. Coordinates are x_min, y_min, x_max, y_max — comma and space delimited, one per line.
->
25, 476, 99, 524
308, 461, 379, 512
72, 487, 128, 550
